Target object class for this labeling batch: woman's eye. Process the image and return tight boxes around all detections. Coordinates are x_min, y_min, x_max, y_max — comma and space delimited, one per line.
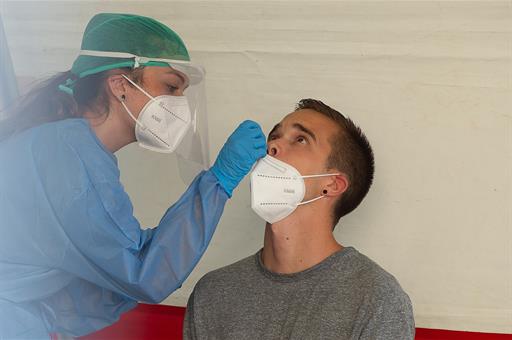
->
268, 135, 278, 141
167, 85, 179, 93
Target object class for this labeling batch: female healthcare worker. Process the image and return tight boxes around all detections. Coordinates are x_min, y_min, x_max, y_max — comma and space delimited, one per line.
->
0, 13, 266, 339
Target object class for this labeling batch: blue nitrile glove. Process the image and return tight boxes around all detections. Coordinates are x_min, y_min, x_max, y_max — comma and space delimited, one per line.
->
211, 120, 267, 197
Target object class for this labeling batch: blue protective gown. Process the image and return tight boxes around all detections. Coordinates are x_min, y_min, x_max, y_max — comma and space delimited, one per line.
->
0, 118, 229, 339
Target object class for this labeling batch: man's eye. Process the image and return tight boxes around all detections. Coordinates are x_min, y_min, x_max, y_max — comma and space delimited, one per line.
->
268, 135, 278, 141
297, 136, 307, 144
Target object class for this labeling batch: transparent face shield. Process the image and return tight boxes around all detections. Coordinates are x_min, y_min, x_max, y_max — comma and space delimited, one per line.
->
172, 63, 211, 184
77, 50, 211, 184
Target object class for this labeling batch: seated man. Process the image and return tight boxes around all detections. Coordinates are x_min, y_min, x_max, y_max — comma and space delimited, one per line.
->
183, 99, 415, 340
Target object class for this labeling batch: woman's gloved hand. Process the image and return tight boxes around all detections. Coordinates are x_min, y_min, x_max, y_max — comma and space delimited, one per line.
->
211, 120, 267, 197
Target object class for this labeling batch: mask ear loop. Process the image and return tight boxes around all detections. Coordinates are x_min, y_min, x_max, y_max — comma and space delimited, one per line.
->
121, 74, 155, 101
297, 195, 325, 206
297, 173, 341, 206
301, 173, 340, 179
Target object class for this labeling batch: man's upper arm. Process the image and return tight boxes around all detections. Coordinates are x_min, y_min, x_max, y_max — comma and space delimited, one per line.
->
183, 288, 197, 340
359, 290, 415, 340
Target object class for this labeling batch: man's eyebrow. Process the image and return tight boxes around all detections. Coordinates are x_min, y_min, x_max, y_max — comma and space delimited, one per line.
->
268, 123, 281, 137
292, 123, 316, 142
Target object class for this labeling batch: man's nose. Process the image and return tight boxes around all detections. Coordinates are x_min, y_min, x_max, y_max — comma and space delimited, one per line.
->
267, 140, 281, 157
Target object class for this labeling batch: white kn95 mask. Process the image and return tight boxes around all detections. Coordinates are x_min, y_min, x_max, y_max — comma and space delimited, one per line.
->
120, 74, 192, 153
250, 155, 340, 224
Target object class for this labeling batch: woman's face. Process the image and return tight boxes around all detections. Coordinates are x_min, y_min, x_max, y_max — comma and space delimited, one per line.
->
123, 65, 190, 119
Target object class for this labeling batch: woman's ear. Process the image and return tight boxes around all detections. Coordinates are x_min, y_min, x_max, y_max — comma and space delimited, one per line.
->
106, 74, 129, 101
324, 173, 349, 198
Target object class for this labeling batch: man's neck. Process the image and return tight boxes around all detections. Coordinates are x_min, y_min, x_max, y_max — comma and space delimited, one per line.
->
261, 207, 343, 274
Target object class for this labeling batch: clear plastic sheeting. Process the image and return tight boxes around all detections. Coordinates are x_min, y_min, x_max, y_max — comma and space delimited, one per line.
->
0, 14, 18, 115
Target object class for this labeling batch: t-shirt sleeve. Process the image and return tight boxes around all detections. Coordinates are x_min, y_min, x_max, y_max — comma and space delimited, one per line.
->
358, 288, 415, 340
183, 288, 198, 340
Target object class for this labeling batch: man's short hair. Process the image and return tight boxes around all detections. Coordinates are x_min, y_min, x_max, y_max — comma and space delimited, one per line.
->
295, 99, 375, 225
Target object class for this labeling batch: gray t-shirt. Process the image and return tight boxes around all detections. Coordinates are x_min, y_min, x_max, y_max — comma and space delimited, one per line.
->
184, 247, 414, 340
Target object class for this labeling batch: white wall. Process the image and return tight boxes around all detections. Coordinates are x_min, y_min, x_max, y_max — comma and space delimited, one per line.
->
2, 0, 511, 334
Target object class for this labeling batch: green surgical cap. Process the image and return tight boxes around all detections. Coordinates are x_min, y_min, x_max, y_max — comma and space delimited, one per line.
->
70, 13, 191, 78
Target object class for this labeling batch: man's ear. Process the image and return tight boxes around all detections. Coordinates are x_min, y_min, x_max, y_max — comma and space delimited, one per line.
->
106, 74, 129, 101
324, 173, 349, 198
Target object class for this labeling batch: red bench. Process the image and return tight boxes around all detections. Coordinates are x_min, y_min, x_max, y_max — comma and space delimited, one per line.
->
79, 303, 512, 340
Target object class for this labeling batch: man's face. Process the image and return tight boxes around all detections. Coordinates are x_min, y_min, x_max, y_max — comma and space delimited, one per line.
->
267, 108, 339, 181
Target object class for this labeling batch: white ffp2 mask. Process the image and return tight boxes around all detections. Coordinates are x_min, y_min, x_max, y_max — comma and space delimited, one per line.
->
121, 75, 192, 153
250, 155, 340, 224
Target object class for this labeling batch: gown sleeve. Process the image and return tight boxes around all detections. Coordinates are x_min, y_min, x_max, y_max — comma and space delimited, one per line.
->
21, 121, 229, 336
1, 120, 231, 338
41, 169, 229, 337
57, 169, 229, 303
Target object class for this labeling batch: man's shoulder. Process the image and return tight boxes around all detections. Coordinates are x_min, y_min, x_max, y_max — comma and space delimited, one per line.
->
194, 252, 257, 293
333, 248, 411, 305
